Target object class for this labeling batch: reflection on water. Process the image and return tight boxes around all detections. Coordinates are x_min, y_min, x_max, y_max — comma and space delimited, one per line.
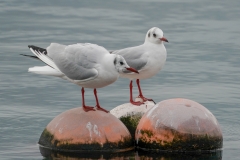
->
137, 150, 222, 160
40, 147, 134, 160
40, 147, 222, 160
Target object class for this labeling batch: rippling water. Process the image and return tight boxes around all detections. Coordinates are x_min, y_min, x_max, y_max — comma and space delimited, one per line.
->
0, 0, 240, 159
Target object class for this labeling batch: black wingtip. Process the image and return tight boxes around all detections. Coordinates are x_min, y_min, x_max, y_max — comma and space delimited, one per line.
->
28, 45, 33, 49
27, 45, 47, 55
28, 45, 38, 49
20, 54, 39, 60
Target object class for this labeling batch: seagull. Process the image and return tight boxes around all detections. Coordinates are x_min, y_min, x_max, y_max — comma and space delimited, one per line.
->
111, 27, 168, 106
21, 43, 139, 112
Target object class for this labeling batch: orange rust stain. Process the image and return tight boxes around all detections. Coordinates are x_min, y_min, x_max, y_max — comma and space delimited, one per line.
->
137, 126, 176, 144
137, 117, 152, 131
45, 107, 131, 145
104, 125, 112, 133
137, 116, 174, 143
136, 98, 223, 149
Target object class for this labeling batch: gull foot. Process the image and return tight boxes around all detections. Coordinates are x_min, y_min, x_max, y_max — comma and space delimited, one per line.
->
96, 105, 109, 113
83, 106, 96, 112
138, 95, 156, 104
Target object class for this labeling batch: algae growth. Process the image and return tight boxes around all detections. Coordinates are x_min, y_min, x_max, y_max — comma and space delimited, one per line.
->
119, 112, 143, 139
136, 127, 223, 151
38, 128, 133, 152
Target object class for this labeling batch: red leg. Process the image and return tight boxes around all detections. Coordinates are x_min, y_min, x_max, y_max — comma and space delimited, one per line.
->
130, 80, 144, 106
136, 79, 154, 102
94, 89, 109, 113
81, 88, 95, 112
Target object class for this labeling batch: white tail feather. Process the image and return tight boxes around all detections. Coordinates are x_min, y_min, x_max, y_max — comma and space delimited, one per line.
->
29, 48, 60, 71
28, 66, 64, 77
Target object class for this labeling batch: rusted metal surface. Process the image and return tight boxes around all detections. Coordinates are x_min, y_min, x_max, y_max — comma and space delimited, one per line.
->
39, 107, 133, 152
135, 98, 223, 151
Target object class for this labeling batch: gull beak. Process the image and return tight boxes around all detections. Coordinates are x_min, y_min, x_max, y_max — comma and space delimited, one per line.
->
126, 67, 139, 74
160, 37, 169, 43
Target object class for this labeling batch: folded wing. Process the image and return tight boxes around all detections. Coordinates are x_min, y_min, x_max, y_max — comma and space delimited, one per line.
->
111, 45, 148, 71
47, 43, 108, 81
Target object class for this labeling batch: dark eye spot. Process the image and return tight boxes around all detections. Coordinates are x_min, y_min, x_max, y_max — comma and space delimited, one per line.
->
153, 33, 156, 38
148, 32, 150, 37
114, 58, 117, 65
120, 62, 124, 65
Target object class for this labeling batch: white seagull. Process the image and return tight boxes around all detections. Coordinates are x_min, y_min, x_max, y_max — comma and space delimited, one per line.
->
111, 27, 168, 105
22, 43, 139, 112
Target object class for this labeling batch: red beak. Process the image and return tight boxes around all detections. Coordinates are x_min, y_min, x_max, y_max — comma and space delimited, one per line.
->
126, 67, 139, 74
160, 37, 169, 42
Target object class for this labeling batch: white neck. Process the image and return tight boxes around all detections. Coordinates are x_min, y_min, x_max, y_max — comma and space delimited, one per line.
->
102, 54, 117, 72
144, 40, 164, 46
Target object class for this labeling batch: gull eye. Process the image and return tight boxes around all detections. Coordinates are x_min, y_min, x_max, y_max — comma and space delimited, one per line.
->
153, 33, 156, 38
120, 62, 124, 65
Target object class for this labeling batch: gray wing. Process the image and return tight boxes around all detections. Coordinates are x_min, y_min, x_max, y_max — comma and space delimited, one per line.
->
47, 43, 107, 81
111, 45, 148, 71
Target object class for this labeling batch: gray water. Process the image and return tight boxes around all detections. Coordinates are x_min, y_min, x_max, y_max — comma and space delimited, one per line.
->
0, 0, 240, 159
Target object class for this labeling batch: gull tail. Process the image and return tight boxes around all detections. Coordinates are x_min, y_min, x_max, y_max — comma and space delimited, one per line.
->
24, 45, 68, 80
28, 66, 63, 77
28, 65, 68, 80
28, 45, 60, 71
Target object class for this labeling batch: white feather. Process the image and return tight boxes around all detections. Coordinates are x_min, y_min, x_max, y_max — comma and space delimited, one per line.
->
29, 48, 60, 71
28, 66, 64, 77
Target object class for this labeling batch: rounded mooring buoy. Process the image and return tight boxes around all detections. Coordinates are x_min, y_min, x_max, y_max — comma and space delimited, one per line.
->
135, 98, 223, 151
110, 98, 155, 139
39, 107, 133, 152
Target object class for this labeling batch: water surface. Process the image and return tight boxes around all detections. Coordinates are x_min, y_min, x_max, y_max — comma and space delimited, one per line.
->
0, 0, 240, 159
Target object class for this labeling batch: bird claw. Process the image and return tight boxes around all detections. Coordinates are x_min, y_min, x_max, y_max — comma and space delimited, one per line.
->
138, 95, 155, 103
83, 106, 95, 112
96, 105, 109, 113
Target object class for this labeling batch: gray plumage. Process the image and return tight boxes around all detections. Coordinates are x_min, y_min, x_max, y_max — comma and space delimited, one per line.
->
111, 45, 148, 71
47, 43, 108, 81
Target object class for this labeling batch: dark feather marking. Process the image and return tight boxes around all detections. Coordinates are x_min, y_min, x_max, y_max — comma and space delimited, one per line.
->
27, 45, 54, 68
28, 45, 47, 55
113, 57, 117, 65
20, 54, 39, 60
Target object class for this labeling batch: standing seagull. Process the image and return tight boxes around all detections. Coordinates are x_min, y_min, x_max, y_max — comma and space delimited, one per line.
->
111, 27, 168, 105
22, 43, 139, 112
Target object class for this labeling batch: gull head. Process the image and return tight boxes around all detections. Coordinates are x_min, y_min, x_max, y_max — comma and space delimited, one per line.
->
145, 27, 168, 44
114, 55, 139, 74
